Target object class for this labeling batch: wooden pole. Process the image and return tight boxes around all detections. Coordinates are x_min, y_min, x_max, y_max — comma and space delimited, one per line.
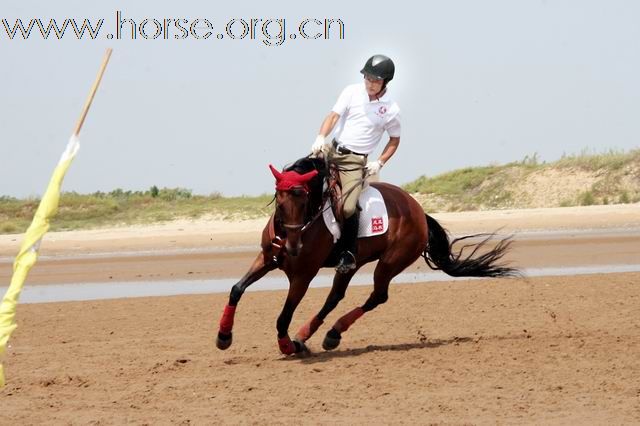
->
72, 48, 113, 137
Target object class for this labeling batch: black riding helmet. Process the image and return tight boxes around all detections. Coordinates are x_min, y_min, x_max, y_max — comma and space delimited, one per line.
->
360, 54, 395, 85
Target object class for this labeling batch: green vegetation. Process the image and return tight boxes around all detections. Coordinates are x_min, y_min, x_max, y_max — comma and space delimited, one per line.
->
0, 187, 273, 234
555, 148, 637, 171
1, 149, 638, 234
577, 190, 596, 206
404, 166, 504, 197
404, 149, 640, 212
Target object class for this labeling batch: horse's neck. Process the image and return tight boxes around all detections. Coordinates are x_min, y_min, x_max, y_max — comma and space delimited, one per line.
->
301, 209, 334, 250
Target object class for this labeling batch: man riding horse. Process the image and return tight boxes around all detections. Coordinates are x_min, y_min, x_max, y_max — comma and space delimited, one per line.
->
215, 55, 518, 356
311, 54, 400, 274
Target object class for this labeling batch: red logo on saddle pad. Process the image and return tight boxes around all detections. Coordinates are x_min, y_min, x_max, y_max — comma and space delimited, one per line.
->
371, 217, 384, 233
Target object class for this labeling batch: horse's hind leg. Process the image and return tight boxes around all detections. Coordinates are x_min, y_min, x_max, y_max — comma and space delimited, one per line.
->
216, 252, 276, 350
322, 258, 412, 351
294, 267, 359, 343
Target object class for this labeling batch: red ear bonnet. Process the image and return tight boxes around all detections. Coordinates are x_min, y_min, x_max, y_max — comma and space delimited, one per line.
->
268, 165, 318, 193
269, 164, 284, 182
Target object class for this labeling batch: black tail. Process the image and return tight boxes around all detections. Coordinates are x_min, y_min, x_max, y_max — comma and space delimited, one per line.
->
422, 214, 520, 278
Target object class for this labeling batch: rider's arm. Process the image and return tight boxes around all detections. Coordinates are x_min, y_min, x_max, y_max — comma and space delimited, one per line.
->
320, 85, 352, 138
318, 111, 340, 137
377, 110, 401, 166
311, 112, 340, 153
377, 136, 400, 166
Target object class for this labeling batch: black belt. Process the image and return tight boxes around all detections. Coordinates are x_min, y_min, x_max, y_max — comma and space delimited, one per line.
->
332, 140, 367, 157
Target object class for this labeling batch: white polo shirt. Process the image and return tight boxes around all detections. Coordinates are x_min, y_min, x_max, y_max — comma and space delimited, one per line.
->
331, 82, 401, 155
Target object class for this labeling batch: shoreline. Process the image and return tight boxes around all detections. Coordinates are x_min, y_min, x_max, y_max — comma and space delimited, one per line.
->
1, 203, 639, 257
4, 267, 640, 305
0, 204, 638, 287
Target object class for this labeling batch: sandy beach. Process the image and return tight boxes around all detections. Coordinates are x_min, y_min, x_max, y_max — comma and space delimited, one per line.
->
1, 204, 640, 424
2, 204, 640, 259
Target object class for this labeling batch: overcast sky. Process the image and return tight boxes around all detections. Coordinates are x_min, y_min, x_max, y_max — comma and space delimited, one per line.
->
1, 0, 638, 198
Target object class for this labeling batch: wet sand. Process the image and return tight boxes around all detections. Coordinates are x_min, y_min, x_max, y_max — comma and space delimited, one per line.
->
0, 229, 638, 287
1, 204, 639, 286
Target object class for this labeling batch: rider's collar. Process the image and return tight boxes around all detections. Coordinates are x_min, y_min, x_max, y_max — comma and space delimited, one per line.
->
364, 84, 389, 103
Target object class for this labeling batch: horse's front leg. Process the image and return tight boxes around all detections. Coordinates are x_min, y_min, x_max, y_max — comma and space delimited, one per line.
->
276, 276, 314, 355
216, 252, 276, 350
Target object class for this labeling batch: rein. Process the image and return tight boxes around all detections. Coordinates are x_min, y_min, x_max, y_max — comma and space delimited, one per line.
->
275, 156, 366, 235
279, 176, 366, 234
299, 177, 364, 233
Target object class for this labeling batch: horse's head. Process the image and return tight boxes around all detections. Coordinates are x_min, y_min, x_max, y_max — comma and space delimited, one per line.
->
269, 164, 319, 257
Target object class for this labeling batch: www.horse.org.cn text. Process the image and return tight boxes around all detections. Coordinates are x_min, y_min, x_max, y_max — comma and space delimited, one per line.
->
1, 11, 346, 46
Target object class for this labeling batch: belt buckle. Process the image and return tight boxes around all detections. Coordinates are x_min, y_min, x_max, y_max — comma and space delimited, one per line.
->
333, 140, 347, 155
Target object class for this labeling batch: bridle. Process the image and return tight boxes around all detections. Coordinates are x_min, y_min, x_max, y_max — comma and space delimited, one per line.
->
275, 185, 312, 232
276, 171, 366, 235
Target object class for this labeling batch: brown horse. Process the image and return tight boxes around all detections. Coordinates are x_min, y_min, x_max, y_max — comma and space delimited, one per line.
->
216, 157, 518, 355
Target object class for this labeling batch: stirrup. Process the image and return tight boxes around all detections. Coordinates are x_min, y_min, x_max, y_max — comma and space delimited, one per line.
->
336, 251, 356, 274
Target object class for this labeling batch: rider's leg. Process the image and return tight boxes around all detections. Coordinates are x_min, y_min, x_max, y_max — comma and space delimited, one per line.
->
328, 148, 366, 273
216, 252, 276, 350
336, 210, 360, 273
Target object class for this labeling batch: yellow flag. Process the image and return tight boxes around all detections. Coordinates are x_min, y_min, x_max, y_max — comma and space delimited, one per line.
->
0, 135, 80, 387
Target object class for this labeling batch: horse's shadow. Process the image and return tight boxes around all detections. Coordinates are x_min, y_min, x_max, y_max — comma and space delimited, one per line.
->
290, 336, 474, 364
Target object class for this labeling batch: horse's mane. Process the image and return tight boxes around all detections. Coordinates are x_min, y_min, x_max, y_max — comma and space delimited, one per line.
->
283, 156, 327, 216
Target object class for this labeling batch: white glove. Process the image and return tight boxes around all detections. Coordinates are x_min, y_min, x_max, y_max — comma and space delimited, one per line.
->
311, 135, 326, 155
365, 160, 384, 176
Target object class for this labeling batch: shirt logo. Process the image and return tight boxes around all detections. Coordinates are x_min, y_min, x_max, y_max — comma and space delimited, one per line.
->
371, 217, 384, 233
377, 106, 387, 116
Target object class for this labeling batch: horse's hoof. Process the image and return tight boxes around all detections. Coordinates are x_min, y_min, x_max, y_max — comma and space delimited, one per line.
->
293, 338, 310, 355
216, 332, 233, 350
322, 328, 341, 351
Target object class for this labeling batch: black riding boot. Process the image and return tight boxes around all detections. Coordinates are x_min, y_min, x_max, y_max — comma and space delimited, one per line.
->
336, 212, 359, 274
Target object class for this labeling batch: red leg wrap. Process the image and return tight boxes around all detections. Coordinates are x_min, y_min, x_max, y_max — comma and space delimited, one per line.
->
334, 307, 364, 333
295, 316, 324, 342
278, 336, 296, 355
219, 304, 236, 335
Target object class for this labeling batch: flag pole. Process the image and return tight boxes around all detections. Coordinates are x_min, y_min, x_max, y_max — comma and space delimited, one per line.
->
73, 48, 112, 136
0, 48, 113, 387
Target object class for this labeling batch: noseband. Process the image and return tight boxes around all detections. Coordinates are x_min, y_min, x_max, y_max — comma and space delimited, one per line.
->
282, 222, 306, 230
277, 185, 312, 232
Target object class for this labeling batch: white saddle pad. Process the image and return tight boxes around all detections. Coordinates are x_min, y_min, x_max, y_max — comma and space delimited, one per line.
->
322, 185, 389, 243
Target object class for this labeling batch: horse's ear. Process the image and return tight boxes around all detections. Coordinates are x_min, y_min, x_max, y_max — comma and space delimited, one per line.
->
269, 164, 283, 181
299, 170, 319, 182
